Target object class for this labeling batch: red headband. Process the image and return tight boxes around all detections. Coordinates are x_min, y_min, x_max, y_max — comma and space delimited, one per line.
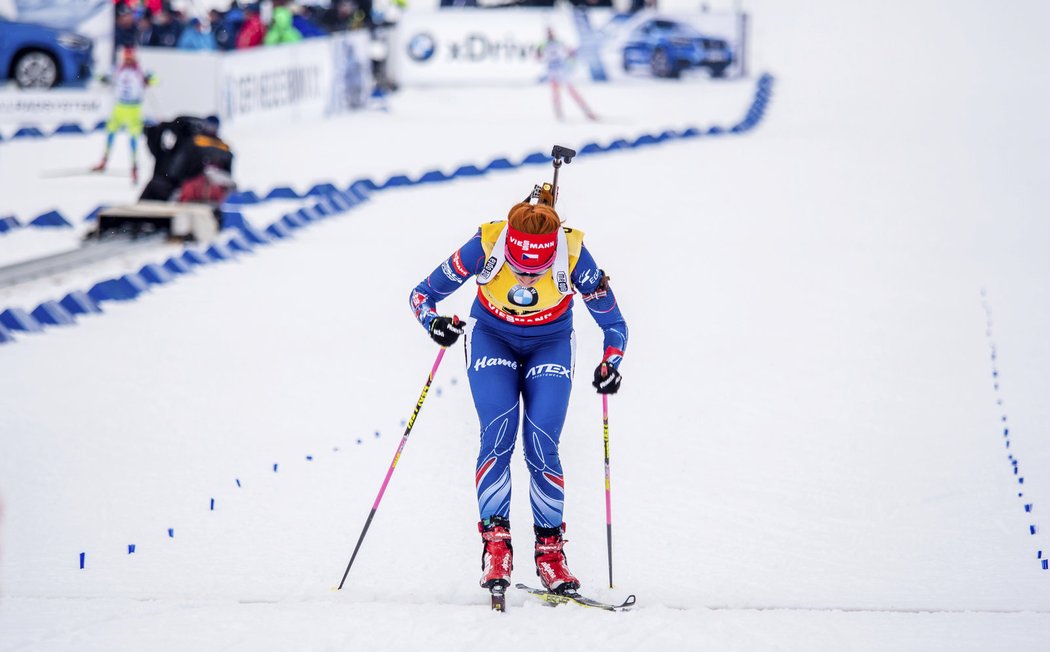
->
505, 226, 557, 273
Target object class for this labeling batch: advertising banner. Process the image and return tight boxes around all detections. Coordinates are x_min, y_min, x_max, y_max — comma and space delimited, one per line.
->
394, 9, 576, 86
219, 40, 332, 126
135, 48, 220, 120
392, 7, 746, 87
0, 90, 107, 131
137, 32, 374, 128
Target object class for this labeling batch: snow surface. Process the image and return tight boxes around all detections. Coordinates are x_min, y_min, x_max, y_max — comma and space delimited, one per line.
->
2, 1, 1050, 650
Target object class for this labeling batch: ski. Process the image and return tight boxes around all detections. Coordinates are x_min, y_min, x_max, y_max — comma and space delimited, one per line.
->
41, 167, 131, 179
489, 584, 507, 612
515, 583, 636, 612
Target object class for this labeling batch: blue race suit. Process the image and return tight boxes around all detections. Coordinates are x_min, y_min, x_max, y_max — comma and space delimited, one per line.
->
410, 221, 628, 528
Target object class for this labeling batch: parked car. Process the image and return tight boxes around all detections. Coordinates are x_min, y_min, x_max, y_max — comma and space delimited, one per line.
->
0, 18, 94, 88
622, 18, 732, 79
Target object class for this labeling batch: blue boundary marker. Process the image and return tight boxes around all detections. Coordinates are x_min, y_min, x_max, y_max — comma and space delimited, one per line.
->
31, 301, 76, 326
61, 417, 409, 572
29, 210, 73, 228
0, 118, 149, 143
0, 216, 20, 233
980, 288, 1046, 570
0, 73, 776, 344
0, 307, 44, 333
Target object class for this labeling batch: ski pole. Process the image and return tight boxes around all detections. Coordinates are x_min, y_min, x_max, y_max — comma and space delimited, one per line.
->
337, 347, 446, 590
602, 393, 614, 588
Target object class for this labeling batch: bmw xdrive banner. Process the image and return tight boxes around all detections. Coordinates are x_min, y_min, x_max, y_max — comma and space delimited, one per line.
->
391, 7, 746, 86
394, 9, 578, 86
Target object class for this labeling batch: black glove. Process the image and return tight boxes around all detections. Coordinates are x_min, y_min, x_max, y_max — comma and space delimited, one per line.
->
592, 361, 622, 394
429, 315, 465, 348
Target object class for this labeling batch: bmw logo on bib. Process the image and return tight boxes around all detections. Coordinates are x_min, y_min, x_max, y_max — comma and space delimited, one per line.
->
508, 286, 539, 307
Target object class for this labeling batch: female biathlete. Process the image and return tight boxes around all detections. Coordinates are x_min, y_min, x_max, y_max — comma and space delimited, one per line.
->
409, 183, 628, 595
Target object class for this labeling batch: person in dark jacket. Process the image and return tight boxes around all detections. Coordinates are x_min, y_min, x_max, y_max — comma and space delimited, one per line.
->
135, 13, 153, 46
141, 116, 234, 202
148, 8, 183, 47
210, 8, 242, 50
114, 4, 139, 50
319, 0, 355, 32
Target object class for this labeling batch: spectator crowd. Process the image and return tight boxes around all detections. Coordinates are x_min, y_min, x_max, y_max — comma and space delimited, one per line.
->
114, 0, 654, 53
114, 0, 379, 52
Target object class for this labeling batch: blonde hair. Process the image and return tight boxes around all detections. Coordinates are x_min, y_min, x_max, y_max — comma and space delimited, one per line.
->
507, 202, 561, 235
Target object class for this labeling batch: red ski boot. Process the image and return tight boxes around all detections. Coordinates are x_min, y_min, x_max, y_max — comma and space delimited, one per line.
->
534, 523, 580, 594
91, 157, 107, 172
479, 517, 513, 589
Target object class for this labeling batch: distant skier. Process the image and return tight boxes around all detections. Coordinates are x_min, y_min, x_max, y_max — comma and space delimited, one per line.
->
92, 47, 154, 183
409, 183, 628, 595
541, 28, 597, 122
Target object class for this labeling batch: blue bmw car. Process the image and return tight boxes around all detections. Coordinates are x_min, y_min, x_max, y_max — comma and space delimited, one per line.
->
0, 18, 94, 88
622, 18, 733, 79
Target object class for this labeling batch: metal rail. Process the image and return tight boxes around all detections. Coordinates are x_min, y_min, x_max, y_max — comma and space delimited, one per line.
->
0, 234, 165, 290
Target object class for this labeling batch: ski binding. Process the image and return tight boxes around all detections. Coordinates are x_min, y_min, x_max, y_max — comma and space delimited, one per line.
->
489, 583, 507, 612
